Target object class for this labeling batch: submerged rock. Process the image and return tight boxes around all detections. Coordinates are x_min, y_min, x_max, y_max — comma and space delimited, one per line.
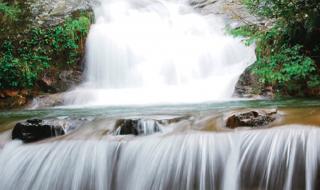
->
12, 119, 65, 143
225, 109, 277, 128
114, 116, 191, 136
114, 119, 161, 136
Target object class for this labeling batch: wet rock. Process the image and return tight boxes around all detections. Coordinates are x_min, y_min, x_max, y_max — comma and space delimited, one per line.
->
114, 119, 161, 136
114, 116, 191, 136
57, 70, 83, 91
189, 0, 218, 9
225, 109, 277, 128
233, 67, 258, 98
12, 119, 66, 143
37, 69, 83, 93
156, 115, 191, 125
38, 73, 57, 93
11, 117, 90, 143
234, 68, 275, 98
30, 93, 64, 108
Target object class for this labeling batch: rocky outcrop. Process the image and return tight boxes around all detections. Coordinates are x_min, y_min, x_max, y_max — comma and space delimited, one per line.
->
225, 109, 277, 128
12, 117, 89, 142
12, 119, 65, 143
38, 70, 83, 93
29, 0, 96, 26
189, 0, 267, 27
233, 68, 274, 98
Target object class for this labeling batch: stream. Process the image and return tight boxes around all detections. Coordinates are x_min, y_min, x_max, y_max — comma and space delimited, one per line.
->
1, 0, 320, 189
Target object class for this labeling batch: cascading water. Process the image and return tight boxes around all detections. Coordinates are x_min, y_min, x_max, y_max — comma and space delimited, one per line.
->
1, 125, 320, 190
63, 0, 256, 106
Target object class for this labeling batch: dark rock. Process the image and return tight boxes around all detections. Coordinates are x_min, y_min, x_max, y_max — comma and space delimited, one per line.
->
12, 119, 65, 143
233, 67, 274, 98
114, 119, 161, 136
37, 69, 83, 93
225, 109, 277, 128
114, 116, 191, 136
38, 73, 58, 93
233, 67, 257, 98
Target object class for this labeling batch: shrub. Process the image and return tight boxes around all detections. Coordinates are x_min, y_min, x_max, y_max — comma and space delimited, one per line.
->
0, 1, 20, 23
233, 0, 320, 95
0, 14, 91, 89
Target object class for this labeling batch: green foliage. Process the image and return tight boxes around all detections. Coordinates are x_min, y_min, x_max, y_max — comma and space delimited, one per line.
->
253, 45, 317, 91
0, 41, 49, 88
0, 15, 91, 89
237, 0, 320, 96
228, 25, 258, 46
228, 25, 255, 37
243, 0, 320, 51
0, 1, 20, 22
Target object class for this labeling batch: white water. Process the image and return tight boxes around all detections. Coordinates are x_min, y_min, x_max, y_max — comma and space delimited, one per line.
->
63, 0, 256, 106
1, 125, 319, 190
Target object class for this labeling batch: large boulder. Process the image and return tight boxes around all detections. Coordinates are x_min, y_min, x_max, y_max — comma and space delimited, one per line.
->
225, 109, 277, 128
12, 117, 91, 143
12, 119, 65, 143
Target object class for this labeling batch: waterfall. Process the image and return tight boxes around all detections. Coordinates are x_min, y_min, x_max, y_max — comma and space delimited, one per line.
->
1, 125, 319, 190
63, 0, 256, 106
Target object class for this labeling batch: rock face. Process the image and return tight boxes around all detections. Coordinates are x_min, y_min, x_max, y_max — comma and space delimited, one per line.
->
114, 119, 161, 136
225, 109, 277, 128
38, 70, 83, 93
233, 68, 274, 98
30, 0, 95, 26
189, 0, 266, 27
12, 119, 66, 143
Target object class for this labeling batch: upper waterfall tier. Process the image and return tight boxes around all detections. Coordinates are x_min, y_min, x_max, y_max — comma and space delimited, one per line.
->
63, 0, 256, 106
